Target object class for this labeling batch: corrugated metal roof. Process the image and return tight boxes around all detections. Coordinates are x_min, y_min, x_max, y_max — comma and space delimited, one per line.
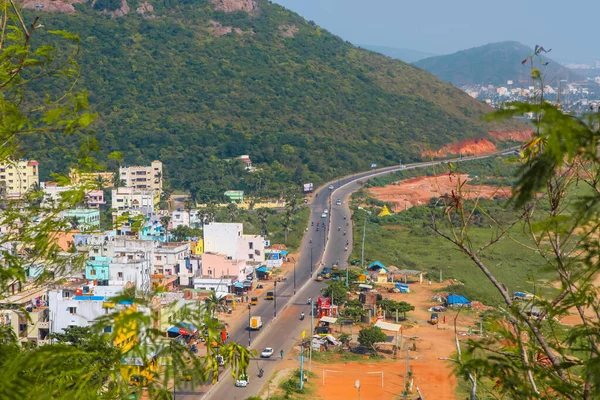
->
319, 316, 338, 324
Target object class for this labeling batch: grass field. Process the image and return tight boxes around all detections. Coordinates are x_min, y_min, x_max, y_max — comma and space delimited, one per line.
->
350, 198, 557, 307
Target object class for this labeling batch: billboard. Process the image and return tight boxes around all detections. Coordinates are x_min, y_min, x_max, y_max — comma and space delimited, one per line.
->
303, 183, 313, 193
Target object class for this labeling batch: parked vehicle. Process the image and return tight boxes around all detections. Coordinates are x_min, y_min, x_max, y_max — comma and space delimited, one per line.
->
315, 274, 324, 282
216, 355, 225, 366
321, 213, 327, 218
332, 260, 339, 270
429, 313, 439, 325
322, 267, 332, 279
251, 297, 258, 305
266, 291, 274, 300
250, 316, 263, 330
261, 347, 275, 358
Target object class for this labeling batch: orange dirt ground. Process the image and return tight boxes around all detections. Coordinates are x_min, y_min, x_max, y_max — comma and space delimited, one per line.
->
368, 173, 511, 212
310, 282, 479, 400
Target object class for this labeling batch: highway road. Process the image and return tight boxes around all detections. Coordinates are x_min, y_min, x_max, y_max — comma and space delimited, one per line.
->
196, 148, 519, 400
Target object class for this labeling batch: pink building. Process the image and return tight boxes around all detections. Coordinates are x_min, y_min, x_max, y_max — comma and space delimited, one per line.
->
202, 252, 248, 282
86, 190, 106, 208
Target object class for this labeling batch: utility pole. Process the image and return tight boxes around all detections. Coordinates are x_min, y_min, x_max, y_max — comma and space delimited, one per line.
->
293, 259, 297, 295
310, 247, 313, 277
439, 269, 442, 283
274, 281, 277, 318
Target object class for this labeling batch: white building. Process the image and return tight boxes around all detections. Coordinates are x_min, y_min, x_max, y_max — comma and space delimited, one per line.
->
119, 160, 163, 193
112, 187, 156, 220
171, 210, 190, 229
203, 222, 265, 264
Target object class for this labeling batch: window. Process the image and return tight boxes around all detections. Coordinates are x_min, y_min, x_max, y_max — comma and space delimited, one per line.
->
103, 326, 112, 333
90, 269, 96, 276
62, 290, 71, 298
249, 242, 253, 250
118, 272, 123, 278
68, 307, 77, 314
93, 248, 99, 254
248, 254, 254, 259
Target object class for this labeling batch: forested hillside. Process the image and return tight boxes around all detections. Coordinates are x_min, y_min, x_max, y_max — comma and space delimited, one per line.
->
23, 0, 516, 200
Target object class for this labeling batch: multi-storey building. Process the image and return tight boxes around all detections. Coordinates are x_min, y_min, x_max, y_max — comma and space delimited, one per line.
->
119, 160, 162, 193
203, 222, 265, 264
0, 159, 39, 199
111, 187, 156, 222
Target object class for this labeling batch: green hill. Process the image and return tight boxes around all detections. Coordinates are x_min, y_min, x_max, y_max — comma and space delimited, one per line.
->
23, 0, 514, 201
414, 41, 577, 86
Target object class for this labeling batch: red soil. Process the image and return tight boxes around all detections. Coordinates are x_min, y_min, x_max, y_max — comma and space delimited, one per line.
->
422, 138, 497, 158
369, 173, 511, 212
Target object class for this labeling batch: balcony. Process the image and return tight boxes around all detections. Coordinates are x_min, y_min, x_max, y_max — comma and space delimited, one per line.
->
38, 320, 49, 329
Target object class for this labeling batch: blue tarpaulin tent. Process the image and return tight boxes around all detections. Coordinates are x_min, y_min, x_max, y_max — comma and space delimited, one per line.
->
447, 294, 471, 306
368, 261, 387, 271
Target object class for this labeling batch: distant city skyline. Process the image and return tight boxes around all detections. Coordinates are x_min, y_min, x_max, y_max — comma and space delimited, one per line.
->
272, 0, 599, 64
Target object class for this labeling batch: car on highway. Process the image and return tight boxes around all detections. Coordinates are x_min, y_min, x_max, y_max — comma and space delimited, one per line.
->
328, 185, 334, 190
336, 199, 342, 205
235, 374, 250, 387
321, 213, 327, 218
260, 347, 275, 358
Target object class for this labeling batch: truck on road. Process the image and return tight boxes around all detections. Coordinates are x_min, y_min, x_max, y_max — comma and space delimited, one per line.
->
250, 316, 263, 330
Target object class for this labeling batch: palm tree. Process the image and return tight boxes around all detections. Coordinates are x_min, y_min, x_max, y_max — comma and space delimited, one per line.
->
257, 208, 269, 237
221, 341, 254, 381
160, 215, 171, 232
281, 210, 292, 243
204, 292, 225, 317
226, 203, 238, 222
183, 198, 195, 213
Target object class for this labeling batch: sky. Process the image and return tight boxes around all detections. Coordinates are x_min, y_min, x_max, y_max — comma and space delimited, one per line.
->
272, 0, 599, 64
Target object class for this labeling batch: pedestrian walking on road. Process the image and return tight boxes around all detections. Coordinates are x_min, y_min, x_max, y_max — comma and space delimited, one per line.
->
280, 350, 284, 359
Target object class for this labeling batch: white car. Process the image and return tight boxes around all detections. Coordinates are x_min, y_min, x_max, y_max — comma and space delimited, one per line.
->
336, 199, 342, 205
324, 209, 329, 214
235, 375, 249, 387
261, 347, 274, 358
328, 185, 334, 190
321, 213, 327, 218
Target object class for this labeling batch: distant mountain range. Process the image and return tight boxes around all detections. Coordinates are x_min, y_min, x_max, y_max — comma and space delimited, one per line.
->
414, 41, 578, 86
359, 44, 436, 63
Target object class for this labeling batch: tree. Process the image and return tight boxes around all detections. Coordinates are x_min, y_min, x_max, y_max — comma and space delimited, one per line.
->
160, 215, 171, 232
378, 300, 414, 320
257, 207, 270, 236
183, 198, 196, 213
221, 341, 254, 381
430, 55, 600, 398
357, 326, 387, 351
226, 203, 238, 222
322, 281, 348, 305
338, 332, 352, 347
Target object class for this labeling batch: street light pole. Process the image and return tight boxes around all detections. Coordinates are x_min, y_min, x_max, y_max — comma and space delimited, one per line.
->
293, 260, 296, 295
274, 281, 277, 318
247, 304, 251, 347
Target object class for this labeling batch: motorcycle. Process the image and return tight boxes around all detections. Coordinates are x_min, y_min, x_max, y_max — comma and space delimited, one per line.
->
311, 221, 314, 226
258, 368, 264, 378
307, 298, 312, 305
338, 226, 341, 231
257, 284, 264, 289
344, 246, 348, 251
300, 313, 305, 321
343, 231, 346, 236
309, 238, 312, 243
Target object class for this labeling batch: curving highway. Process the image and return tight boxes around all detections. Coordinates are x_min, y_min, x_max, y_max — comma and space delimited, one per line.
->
199, 148, 519, 400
